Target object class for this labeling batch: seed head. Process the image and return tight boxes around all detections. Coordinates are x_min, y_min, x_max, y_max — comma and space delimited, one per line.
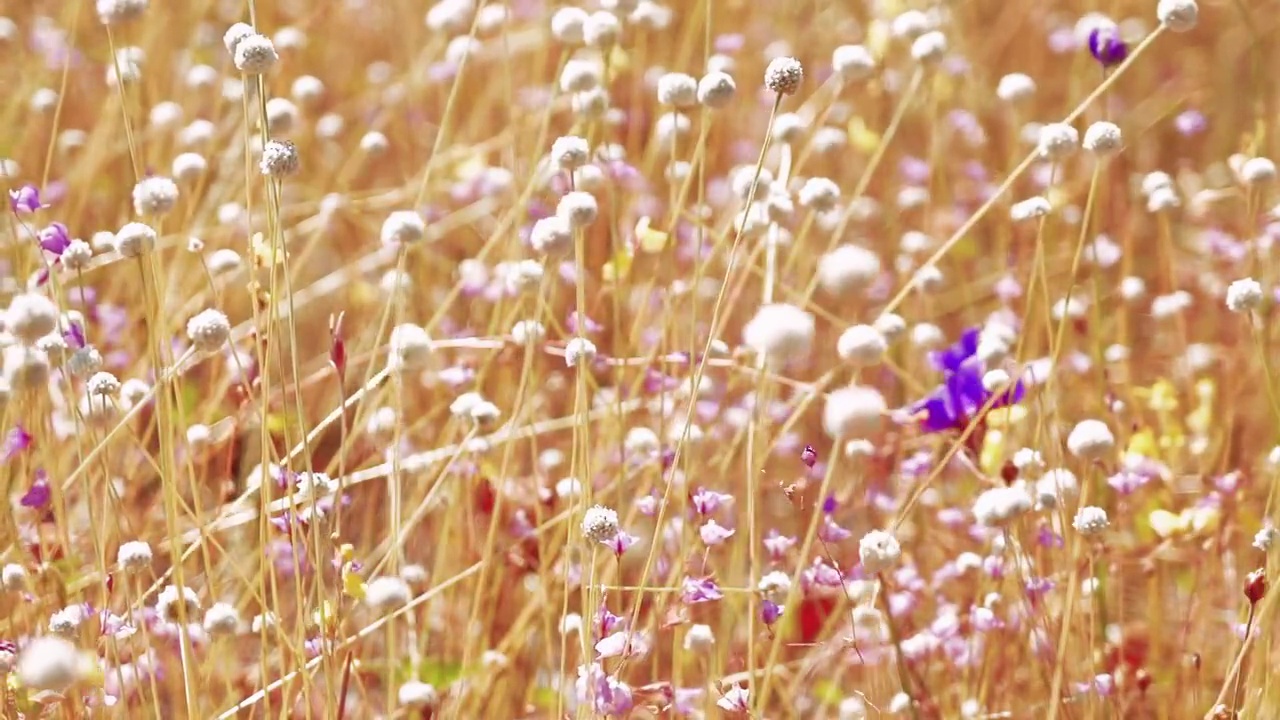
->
743, 303, 814, 366
233, 33, 278, 74
2, 563, 28, 591
1010, 196, 1052, 222
131, 176, 179, 216
223, 22, 256, 55
389, 324, 433, 371
86, 371, 121, 398
17, 637, 81, 692
1157, 0, 1198, 32
156, 583, 202, 623
530, 215, 573, 255
172, 152, 208, 182
1083, 121, 1123, 157
559, 59, 602, 93
565, 336, 597, 368
696, 71, 736, 109
381, 210, 426, 245
583, 11, 620, 48
1072, 506, 1110, 535
550, 135, 590, 171
657, 72, 697, 107
996, 73, 1036, 103
203, 602, 241, 635
557, 190, 598, 228
116, 540, 153, 572
1067, 419, 1115, 460
910, 31, 947, 64
581, 505, 620, 543
365, 576, 412, 611
97, 0, 148, 25
832, 44, 875, 83
1226, 277, 1264, 313
972, 486, 1033, 526
6, 293, 58, 345
764, 56, 804, 95
550, 6, 588, 43
836, 324, 887, 366
399, 681, 440, 708
823, 385, 886, 439
259, 140, 299, 177
798, 176, 840, 212
1037, 123, 1080, 160
186, 309, 231, 354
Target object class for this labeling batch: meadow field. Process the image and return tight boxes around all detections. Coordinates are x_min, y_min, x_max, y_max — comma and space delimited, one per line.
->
2, 0, 1278, 717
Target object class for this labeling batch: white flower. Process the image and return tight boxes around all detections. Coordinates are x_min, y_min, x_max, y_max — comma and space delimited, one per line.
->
1072, 506, 1110, 535
1037, 123, 1080, 160
858, 530, 901, 574
972, 486, 1033, 526
836, 325, 887, 366
1067, 419, 1115, 460
1226, 277, 1264, 313
581, 505, 619, 543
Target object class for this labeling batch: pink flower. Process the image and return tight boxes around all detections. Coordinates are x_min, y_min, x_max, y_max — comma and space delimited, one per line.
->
716, 684, 750, 713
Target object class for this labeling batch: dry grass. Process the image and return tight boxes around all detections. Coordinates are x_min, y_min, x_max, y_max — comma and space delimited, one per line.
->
1, 0, 1279, 718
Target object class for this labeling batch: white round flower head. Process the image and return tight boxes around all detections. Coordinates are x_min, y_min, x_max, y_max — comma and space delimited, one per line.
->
511, 319, 546, 345
560, 58, 602, 93
1067, 419, 1115, 461
557, 191, 598, 228
85, 371, 120, 399
17, 636, 81, 692
696, 71, 736, 109
1226, 277, 1264, 313
798, 177, 840, 212
996, 73, 1036, 103
234, 33, 278, 74
6, 345, 51, 392
114, 221, 158, 257
581, 504, 620, 543
6, 293, 58, 345
684, 623, 715, 650
399, 680, 440, 708
583, 10, 620, 48
874, 313, 906, 342
837, 325, 887, 366
259, 140, 299, 177
1038, 123, 1080, 160
381, 210, 426, 246
116, 540, 153, 572
757, 570, 792, 601
972, 486, 1033, 526
1241, 157, 1277, 185
823, 385, 887, 439
891, 9, 930, 38
1010, 196, 1052, 222
156, 583, 202, 623
1146, 186, 1181, 213
291, 75, 325, 105
1157, 0, 1198, 32
425, 0, 474, 34
62, 239, 93, 271
1072, 506, 1110, 535
624, 426, 660, 458
550, 135, 590, 171
550, 6, 588, 43
764, 56, 804, 96
839, 696, 868, 720
389, 324, 432, 371
832, 44, 875, 83
657, 72, 697, 107
208, 248, 242, 276
3, 563, 28, 591
264, 97, 299, 134
97, 0, 148, 24
743, 303, 815, 366
818, 244, 881, 296
910, 31, 947, 63
1254, 526, 1277, 552
365, 576, 412, 611
359, 131, 390, 155
131, 175, 179, 216
449, 391, 484, 418
565, 336, 597, 368
172, 152, 207, 182
981, 368, 1010, 393
530, 215, 573, 256
858, 529, 901, 574
223, 22, 256, 55
186, 309, 231, 354
203, 602, 241, 635
1082, 121, 1123, 157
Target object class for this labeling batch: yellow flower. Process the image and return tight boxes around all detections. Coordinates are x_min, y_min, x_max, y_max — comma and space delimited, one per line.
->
980, 428, 1005, 476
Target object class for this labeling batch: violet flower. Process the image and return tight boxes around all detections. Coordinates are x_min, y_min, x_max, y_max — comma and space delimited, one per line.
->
8, 185, 45, 214
38, 222, 71, 256
910, 328, 1024, 433
760, 599, 783, 626
4, 425, 32, 462
680, 576, 723, 604
576, 663, 633, 717
20, 469, 52, 509
1087, 26, 1127, 68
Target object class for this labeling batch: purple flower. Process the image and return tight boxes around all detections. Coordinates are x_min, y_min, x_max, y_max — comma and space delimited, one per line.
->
1174, 109, 1207, 136
818, 516, 852, 543
716, 685, 750, 713
8, 185, 45, 214
4, 425, 32, 462
38, 222, 71, 256
604, 530, 637, 557
691, 487, 733, 516
576, 663, 633, 717
699, 519, 735, 546
911, 328, 1024, 433
673, 688, 704, 715
763, 530, 796, 561
760, 599, 783, 626
680, 576, 723, 604
20, 470, 52, 509
1087, 26, 1127, 68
